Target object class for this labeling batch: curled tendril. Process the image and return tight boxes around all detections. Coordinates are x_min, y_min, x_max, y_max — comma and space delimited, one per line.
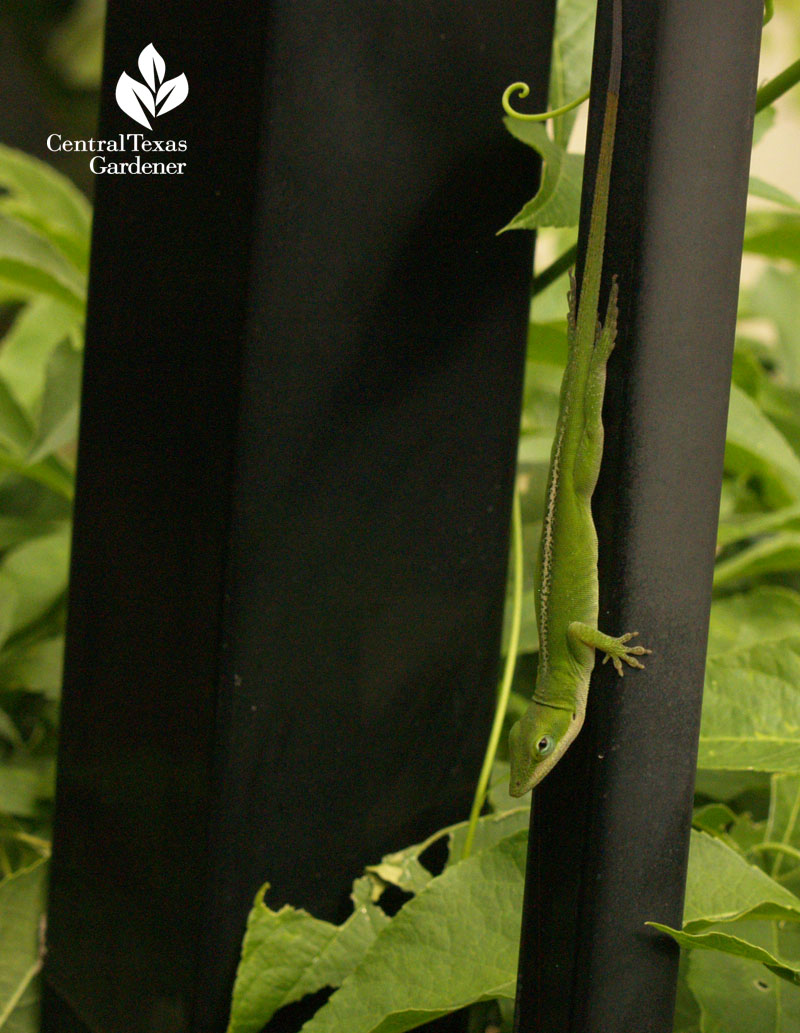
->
502, 82, 591, 122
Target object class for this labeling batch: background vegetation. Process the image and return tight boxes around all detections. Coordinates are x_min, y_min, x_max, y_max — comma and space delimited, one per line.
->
0, 1, 799, 1031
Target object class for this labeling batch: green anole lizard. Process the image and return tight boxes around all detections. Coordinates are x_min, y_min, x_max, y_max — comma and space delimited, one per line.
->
507, 0, 650, 797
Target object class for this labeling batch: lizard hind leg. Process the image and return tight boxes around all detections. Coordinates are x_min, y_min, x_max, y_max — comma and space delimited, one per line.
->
568, 621, 652, 676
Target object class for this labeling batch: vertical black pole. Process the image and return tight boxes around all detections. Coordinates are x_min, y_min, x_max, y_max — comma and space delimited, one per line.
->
43, 2, 555, 1031
514, 1, 764, 1031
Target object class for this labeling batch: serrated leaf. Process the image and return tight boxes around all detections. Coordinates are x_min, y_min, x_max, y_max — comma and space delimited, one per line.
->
501, 120, 583, 230
227, 877, 389, 1033
0, 858, 46, 1029
699, 638, 800, 772
299, 831, 526, 1033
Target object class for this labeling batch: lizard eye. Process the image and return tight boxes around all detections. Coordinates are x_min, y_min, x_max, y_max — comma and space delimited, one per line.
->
536, 735, 555, 757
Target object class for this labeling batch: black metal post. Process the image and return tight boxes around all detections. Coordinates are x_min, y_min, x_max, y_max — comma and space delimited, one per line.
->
513, 2, 764, 1032
42, 1, 555, 1031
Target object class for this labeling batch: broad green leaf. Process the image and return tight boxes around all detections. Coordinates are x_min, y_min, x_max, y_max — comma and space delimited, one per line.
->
548, 0, 595, 147
501, 120, 584, 230
687, 920, 800, 1033
527, 319, 568, 366
743, 210, 800, 265
0, 299, 81, 412
683, 831, 800, 928
0, 519, 64, 554
368, 809, 530, 897
650, 924, 800, 985
673, 958, 701, 1033
714, 533, 800, 589
27, 342, 82, 464
724, 384, 800, 504
0, 858, 46, 1030
0, 216, 84, 315
0, 145, 90, 272
749, 177, 800, 212
299, 831, 527, 1033
707, 587, 800, 656
699, 638, 800, 772
227, 876, 390, 1033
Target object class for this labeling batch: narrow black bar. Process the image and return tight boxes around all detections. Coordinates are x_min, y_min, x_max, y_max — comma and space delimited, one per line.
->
44, 1, 555, 1031
514, 1, 764, 1031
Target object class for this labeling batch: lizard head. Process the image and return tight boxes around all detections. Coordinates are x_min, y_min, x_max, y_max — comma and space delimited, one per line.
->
508, 701, 584, 797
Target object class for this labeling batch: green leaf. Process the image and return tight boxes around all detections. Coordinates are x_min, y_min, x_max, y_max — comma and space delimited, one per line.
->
27, 342, 82, 465
0, 385, 32, 457
743, 211, 800, 265
501, 120, 584, 230
0, 637, 64, 699
0, 216, 85, 315
714, 533, 800, 589
717, 506, 800, 550
649, 923, 800, 985
687, 920, 800, 1033
752, 106, 776, 147
749, 177, 800, 211
764, 773, 800, 882
699, 638, 800, 772
683, 831, 800, 928
548, 0, 595, 147
299, 830, 526, 1033
0, 758, 55, 817
725, 384, 800, 504
0, 858, 46, 1030
0, 299, 81, 413
708, 588, 800, 656
227, 876, 390, 1033
0, 527, 71, 648
0, 145, 90, 272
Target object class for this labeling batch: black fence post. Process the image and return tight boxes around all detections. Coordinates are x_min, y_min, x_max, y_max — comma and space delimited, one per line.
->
41, 2, 557, 1031
513, 1, 764, 1031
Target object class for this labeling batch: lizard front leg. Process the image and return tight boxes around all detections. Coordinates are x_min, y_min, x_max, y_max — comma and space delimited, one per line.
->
568, 621, 651, 675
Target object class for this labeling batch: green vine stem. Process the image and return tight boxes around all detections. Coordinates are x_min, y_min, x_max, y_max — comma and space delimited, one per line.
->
746, 841, 800, 866
502, 83, 590, 122
461, 486, 524, 861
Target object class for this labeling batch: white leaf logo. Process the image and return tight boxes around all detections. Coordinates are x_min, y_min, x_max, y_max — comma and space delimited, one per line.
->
115, 45, 188, 130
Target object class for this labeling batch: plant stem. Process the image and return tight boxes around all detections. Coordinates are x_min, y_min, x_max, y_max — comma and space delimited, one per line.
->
756, 58, 800, 112
747, 841, 800, 865
461, 486, 523, 861
532, 243, 577, 297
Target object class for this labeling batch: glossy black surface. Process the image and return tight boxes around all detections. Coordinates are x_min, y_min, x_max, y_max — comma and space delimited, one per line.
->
513, 1, 764, 1031
43, 1, 552, 1030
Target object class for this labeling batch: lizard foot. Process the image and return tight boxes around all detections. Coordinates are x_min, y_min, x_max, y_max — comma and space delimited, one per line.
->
600, 632, 652, 676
